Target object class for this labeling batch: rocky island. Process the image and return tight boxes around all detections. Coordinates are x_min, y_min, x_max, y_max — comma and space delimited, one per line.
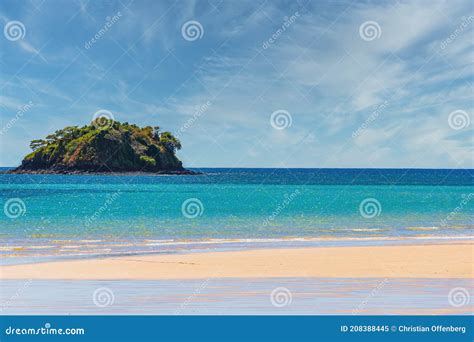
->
9, 119, 196, 175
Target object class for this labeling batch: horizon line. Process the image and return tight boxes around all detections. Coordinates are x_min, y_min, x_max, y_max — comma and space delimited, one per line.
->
1, 166, 473, 171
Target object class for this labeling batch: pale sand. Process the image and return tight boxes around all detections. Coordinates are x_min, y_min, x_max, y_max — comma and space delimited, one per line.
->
1, 244, 473, 280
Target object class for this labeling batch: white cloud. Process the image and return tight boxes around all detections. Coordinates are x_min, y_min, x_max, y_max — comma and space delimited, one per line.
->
1, 0, 472, 167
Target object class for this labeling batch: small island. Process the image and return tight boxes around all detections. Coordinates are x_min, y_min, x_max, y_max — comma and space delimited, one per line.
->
9, 119, 196, 175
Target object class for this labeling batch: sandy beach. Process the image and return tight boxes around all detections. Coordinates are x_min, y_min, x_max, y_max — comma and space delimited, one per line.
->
1, 243, 472, 280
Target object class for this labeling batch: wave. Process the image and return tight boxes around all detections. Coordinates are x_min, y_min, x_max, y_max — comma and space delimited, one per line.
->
3, 235, 473, 251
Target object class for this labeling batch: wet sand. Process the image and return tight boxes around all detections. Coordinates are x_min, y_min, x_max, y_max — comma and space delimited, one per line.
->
1, 243, 472, 280
1, 278, 472, 315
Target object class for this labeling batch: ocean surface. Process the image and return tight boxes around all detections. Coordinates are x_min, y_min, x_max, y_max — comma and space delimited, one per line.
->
1, 168, 473, 262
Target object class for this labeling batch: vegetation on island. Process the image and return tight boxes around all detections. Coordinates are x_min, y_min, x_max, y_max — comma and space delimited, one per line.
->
11, 119, 191, 174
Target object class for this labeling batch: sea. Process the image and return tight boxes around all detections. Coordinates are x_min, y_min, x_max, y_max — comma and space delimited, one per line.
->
1, 168, 473, 264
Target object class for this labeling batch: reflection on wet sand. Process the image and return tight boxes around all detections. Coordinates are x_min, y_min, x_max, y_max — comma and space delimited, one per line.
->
1, 278, 472, 315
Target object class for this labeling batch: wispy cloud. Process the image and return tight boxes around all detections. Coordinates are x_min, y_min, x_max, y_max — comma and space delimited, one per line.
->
0, 0, 472, 168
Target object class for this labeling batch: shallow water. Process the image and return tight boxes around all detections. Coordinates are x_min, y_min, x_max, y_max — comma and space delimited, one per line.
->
1, 168, 473, 261
1, 278, 472, 315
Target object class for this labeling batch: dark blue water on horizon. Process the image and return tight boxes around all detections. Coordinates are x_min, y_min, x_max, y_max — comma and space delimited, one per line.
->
1, 167, 473, 185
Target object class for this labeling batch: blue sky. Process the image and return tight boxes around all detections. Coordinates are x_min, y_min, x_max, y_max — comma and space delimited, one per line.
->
0, 0, 472, 168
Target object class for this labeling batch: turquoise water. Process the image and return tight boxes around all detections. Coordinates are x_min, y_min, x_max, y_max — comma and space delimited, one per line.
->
1, 168, 473, 260
1, 168, 473, 239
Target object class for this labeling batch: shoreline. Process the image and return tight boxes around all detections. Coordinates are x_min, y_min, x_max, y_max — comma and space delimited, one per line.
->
1, 236, 472, 265
1, 243, 472, 280
4, 234, 473, 244
2, 236, 472, 263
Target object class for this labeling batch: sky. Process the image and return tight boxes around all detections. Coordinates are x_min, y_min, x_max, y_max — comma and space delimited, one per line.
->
0, 0, 472, 168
